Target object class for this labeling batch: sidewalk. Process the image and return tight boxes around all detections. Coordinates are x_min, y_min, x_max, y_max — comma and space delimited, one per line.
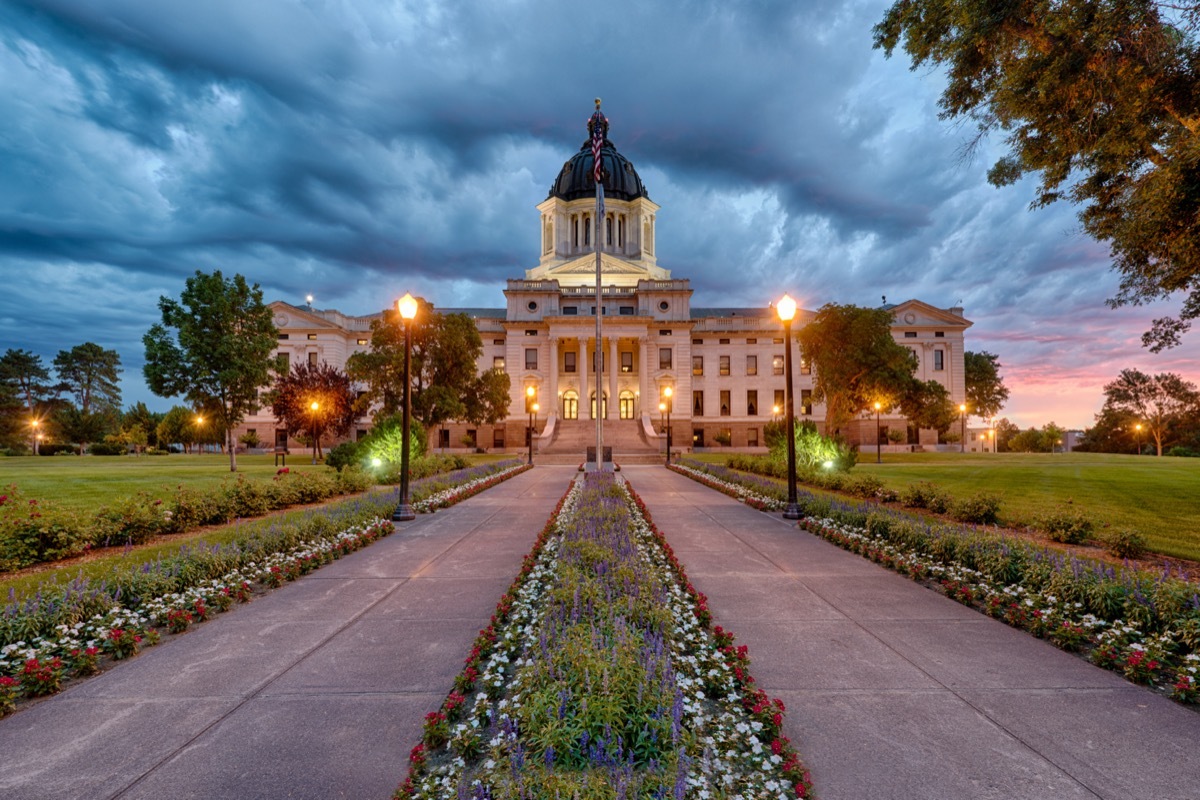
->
623, 466, 1200, 800
0, 466, 577, 800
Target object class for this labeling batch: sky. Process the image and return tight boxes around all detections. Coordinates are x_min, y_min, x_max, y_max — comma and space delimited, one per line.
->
2, 0, 1197, 430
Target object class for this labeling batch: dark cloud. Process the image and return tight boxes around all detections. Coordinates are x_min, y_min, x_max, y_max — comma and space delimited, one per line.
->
1, 0, 1198, 427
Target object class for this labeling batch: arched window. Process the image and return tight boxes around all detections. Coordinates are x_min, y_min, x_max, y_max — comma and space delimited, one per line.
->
606, 215, 613, 247
584, 214, 591, 246
619, 390, 635, 420
590, 391, 608, 419
562, 390, 579, 420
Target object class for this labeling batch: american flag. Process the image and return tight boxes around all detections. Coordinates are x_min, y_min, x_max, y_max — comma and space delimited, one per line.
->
591, 111, 604, 182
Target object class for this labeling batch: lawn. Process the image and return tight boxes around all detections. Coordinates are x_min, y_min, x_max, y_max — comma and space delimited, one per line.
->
703, 451, 1200, 562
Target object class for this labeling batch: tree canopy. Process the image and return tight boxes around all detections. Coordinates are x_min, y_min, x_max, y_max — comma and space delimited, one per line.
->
900, 379, 958, 435
0, 349, 53, 418
1098, 368, 1200, 455
53, 342, 121, 414
270, 361, 358, 459
143, 270, 278, 471
964, 351, 1010, 419
875, 0, 1200, 350
796, 303, 917, 436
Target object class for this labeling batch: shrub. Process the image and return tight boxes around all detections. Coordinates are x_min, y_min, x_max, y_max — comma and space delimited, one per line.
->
88, 442, 127, 456
238, 431, 262, 449
144, 447, 170, 456
886, 429, 907, 444
1165, 446, 1198, 458
1035, 510, 1094, 544
93, 493, 172, 546
950, 492, 1002, 525
325, 440, 363, 472
899, 481, 951, 514
843, 473, 884, 499
360, 415, 427, 465
768, 420, 856, 472
1104, 528, 1148, 559
0, 487, 89, 570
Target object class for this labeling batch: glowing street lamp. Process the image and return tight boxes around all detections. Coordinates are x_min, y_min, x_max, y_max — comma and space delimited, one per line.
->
776, 294, 801, 520
195, 415, 204, 455
1134, 423, 1143, 456
873, 401, 882, 464
309, 400, 320, 464
526, 386, 539, 466
393, 292, 419, 522
959, 403, 967, 453
30, 419, 40, 456
662, 386, 673, 465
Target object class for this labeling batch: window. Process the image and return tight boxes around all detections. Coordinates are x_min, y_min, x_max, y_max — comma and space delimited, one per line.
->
693, 391, 704, 415
356, 338, 368, 346
693, 428, 705, 447
747, 390, 758, 416
800, 358, 811, 376
772, 355, 784, 375
525, 329, 538, 336
693, 338, 703, 345
307, 334, 317, 340
719, 355, 730, 376
774, 389, 784, 412
307, 352, 318, 365
278, 333, 289, 340
439, 429, 450, 449
746, 355, 757, 376
693, 356, 703, 376
619, 306, 634, 316
905, 331, 917, 338
357, 428, 368, 441
564, 351, 577, 373
493, 428, 505, 448
620, 351, 633, 373
934, 350, 945, 371
493, 356, 505, 370
720, 390, 731, 416
563, 306, 578, 315
493, 339, 504, 345
719, 338, 730, 345
773, 337, 784, 344
525, 348, 538, 369
747, 338, 757, 344
659, 301, 669, 312
801, 389, 813, 415
659, 348, 672, 369
935, 331, 945, 338
527, 301, 538, 311
592, 351, 605, 372
748, 427, 759, 447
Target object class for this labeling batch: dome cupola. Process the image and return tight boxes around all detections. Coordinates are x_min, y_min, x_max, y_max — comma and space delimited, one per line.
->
548, 102, 649, 202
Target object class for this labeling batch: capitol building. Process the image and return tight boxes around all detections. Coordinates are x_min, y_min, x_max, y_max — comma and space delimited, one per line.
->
250, 111, 971, 458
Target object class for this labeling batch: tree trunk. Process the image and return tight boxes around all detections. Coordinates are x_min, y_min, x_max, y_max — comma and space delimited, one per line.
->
227, 428, 238, 471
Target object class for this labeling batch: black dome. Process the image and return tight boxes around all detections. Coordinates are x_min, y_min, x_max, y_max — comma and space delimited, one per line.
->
548, 115, 649, 202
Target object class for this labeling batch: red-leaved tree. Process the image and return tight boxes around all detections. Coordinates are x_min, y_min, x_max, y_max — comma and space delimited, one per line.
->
270, 361, 358, 459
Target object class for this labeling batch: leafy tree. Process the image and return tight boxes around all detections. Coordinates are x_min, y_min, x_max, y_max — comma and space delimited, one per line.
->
53, 343, 122, 414
1099, 368, 1200, 455
270, 361, 358, 459
466, 368, 512, 426
143, 270, 278, 471
900, 379, 957, 435
992, 417, 1021, 452
796, 304, 917, 437
156, 405, 197, 452
122, 402, 162, 450
54, 405, 116, 454
1008, 422, 1066, 453
0, 349, 53, 419
964, 351, 1011, 419
875, 1, 1200, 351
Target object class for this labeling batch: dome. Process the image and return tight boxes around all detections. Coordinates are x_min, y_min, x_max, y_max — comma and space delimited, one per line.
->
548, 109, 649, 202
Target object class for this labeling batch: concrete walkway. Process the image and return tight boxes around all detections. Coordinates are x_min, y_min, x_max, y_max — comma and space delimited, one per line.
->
2, 465, 1198, 800
0, 467, 576, 800
625, 466, 1200, 800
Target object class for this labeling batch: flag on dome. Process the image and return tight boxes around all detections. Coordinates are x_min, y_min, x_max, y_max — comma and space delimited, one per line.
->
590, 100, 605, 183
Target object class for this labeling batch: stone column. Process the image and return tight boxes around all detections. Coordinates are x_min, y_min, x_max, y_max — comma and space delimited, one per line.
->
580, 337, 590, 420
608, 336, 619, 419
548, 336, 559, 416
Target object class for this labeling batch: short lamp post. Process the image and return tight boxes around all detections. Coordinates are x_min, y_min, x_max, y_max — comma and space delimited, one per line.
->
525, 386, 536, 465
777, 294, 802, 520
393, 292, 418, 522
988, 428, 995, 453
195, 415, 204, 455
309, 401, 320, 464
30, 419, 40, 456
959, 404, 967, 453
662, 386, 673, 465
873, 401, 882, 464
1134, 423, 1143, 456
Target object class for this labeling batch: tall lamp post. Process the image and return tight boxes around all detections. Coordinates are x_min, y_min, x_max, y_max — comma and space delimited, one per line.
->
393, 292, 418, 522
195, 415, 204, 455
309, 401, 320, 464
30, 419, 40, 456
525, 387, 536, 465
959, 403, 967, 453
662, 386, 673, 465
777, 294, 802, 520
873, 401, 882, 464
1134, 423, 1143, 456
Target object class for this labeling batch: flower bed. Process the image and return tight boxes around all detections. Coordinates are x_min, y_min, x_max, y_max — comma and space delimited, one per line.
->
396, 472, 813, 799
411, 462, 529, 512
671, 458, 1200, 706
0, 458, 531, 715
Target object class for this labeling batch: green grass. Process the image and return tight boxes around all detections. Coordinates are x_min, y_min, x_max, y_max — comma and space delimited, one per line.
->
706, 451, 1200, 562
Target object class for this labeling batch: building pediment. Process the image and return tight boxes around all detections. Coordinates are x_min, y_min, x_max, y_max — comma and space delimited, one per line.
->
269, 301, 351, 330
889, 299, 973, 329
528, 253, 670, 287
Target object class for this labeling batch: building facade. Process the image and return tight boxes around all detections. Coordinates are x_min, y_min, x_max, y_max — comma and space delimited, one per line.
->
245, 110, 972, 456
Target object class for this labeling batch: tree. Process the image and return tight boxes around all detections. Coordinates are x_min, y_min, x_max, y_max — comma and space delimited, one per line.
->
796, 304, 917, 436
964, 351, 1010, 419
1099, 369, 1200, 455
54, 405, 116, 454
875, 1, 1200, 351
465, 368, 512, 427
0, 349, 52, 419
900, 379, 957, 435
53, 342, 122, 414
122, 402, 162, 450
270, 361, 357, 459
992, 417, 1021, 452
156, 405, 197, 452
143, 270, 278, 471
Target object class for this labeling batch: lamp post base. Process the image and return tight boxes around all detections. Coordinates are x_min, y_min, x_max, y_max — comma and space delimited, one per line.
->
783, 504, 803, 520
391, 504, 415, 522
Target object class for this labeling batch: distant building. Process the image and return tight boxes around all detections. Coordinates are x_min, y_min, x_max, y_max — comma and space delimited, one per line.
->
241, 108, 972, 456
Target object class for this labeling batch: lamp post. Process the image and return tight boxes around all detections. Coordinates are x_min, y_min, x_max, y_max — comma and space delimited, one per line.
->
959, 404, 967, 453
777, 294, 802, 520
528, 397, 539, 466
662, 386, 673, 465
988, 428, 995, 453
393, 292, 418, 522
309, 401, 320, 464
873, 401, 882, 464
1134, 423, 1143, 456
525, 386, 536, 465
195, 415, 204, 455
30, 419, 39, 456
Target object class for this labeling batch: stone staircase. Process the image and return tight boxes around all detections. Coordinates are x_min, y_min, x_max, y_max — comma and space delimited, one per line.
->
537, 418, 664, 465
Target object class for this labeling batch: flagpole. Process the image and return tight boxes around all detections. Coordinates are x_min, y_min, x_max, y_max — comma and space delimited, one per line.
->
591, 98, 606, 470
